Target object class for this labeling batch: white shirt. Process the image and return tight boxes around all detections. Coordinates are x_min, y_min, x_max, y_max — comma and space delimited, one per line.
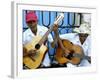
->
23, 25, 53, 45
82, 35, 91, 56
23, 25, 53, 66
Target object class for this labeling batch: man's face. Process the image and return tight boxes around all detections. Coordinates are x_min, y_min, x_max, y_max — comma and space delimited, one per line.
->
27, 20, 37, 29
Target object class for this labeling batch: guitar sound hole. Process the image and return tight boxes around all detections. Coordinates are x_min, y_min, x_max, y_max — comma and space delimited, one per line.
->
66, 53, 73, 60
35, 44, 40, 50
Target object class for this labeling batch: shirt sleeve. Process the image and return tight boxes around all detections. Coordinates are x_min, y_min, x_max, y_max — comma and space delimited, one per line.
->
23, 31, 27, 45
23, 29, 33, 45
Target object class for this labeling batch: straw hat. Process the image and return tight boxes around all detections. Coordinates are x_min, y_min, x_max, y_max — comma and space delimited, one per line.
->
73, 23, 91, 34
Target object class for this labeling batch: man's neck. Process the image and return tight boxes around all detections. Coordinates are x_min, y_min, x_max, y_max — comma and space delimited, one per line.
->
31, 27, 37, 35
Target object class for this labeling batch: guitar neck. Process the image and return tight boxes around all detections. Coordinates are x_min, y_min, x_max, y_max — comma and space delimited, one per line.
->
35, 13, 64, 49
38, 25, 54, 46
72, 53, 91, 63
83, 56, 91, 63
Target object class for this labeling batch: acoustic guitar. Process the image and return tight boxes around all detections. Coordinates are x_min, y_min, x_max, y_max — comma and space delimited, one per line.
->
55, 31, 91, 65
23, 13, 64, 69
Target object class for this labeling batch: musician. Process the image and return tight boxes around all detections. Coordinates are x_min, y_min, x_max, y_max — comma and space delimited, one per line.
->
61, 14, 91, 67
23, 11, 58, 68
73, 13, 91, 67
53, 14, 91, 67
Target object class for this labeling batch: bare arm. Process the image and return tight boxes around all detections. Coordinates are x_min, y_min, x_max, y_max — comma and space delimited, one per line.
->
54, 31, 70, 54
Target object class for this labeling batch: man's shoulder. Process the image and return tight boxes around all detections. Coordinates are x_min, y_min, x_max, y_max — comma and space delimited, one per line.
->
37, 25, 48, 31
23, 28, 31, 35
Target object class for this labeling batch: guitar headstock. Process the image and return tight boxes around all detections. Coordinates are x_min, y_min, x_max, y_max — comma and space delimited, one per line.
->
54, 13, 64, 25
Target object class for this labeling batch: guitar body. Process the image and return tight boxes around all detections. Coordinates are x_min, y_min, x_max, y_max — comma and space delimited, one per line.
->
55, 39, 83, 65
23, 36, 48, 69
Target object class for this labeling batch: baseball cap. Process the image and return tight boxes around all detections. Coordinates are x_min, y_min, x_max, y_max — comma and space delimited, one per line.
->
26, 11, 37, 23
